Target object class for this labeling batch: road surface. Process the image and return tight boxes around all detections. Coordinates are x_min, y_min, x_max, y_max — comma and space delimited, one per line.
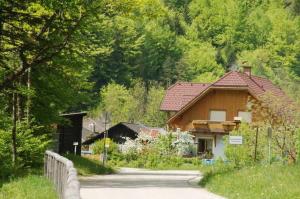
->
80, 168, 224, 199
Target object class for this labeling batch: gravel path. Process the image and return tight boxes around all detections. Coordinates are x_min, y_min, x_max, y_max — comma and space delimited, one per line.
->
80, 168, 225, 199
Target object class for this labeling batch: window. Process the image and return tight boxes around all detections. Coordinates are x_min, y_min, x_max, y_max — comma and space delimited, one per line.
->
238, 111, 252, 123
210, 110, 226, 121
198, 138, 213, 154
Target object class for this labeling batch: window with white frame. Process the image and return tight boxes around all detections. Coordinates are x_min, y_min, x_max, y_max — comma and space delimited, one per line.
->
210, 110, 226, 122
238, 111, 252, 123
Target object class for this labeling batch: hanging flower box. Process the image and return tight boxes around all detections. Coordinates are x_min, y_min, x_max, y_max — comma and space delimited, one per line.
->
222, 121, 236, 131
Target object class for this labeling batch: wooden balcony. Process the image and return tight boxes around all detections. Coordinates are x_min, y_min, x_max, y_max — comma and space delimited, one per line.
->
191, 120, 238, 134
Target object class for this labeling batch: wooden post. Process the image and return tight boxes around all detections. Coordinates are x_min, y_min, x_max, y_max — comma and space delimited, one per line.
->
268, 127, 272, 164
102, 112, 109, 166
254, 127, 258, 161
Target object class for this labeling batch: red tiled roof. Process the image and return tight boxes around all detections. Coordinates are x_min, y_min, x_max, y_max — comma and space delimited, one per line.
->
160, 82, 211, 111
161, 71, 285, 111
251, 76, 285, 97
213, 71, 248, 87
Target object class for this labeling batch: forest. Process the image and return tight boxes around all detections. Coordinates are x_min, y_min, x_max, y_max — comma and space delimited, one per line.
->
0, 0, 299, 176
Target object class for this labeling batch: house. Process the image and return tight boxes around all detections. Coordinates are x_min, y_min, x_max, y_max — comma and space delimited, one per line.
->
160, 66, 285, 158
82, 122, 144, 145
56, 112, 87, 155
82, 122, 166, 146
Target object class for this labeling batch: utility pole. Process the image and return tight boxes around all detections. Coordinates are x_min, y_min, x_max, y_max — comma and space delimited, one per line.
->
102, 112, 110, 166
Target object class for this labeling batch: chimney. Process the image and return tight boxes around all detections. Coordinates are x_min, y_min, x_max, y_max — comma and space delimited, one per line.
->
242, 61, 251, 76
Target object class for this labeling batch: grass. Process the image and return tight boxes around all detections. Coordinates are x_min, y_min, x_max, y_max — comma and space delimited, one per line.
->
202, 164, 300, 199
65, 154, 115, 176
0, 175, 58, 199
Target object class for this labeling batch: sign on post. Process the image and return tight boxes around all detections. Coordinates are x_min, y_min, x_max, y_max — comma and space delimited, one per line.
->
229, 136, 243, 145
73, 142, 79, 154
105, 138, 110, 148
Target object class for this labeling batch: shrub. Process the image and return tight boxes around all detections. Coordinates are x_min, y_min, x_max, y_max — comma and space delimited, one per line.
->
172, 132, 196, 156
116, 132, 201, 169
0, 121, 51, 178
224, 123, 268, 168
92, 138, 119, 158
0, 130, 13, 178
16, 122, 52, 168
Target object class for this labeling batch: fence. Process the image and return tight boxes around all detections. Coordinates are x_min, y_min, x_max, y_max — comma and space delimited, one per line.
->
44, 150, 81, 199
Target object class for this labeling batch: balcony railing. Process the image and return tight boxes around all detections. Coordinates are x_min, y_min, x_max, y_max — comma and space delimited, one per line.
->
192, 120, 238, 133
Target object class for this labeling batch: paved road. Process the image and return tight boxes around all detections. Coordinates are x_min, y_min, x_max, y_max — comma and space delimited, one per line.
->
80, 168, 224, 199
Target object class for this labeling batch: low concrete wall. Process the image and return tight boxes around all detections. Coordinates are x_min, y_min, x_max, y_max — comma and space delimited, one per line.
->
44, 150, 80, 199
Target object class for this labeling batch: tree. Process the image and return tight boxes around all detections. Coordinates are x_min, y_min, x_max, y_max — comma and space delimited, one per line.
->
0, 0, 98, 90
177, 42, 224, 81
251, 92, 300, 162
143, 85, 167, 127
98, 83, 137, 125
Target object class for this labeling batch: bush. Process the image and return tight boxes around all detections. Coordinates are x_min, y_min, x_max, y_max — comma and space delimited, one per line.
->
0, 130, 13, 178
92, 138, 119, 157
16, 122, 52, 168
114, 132, 201, 169
172, 132, 196, 156
224, 123, 268, 168
0, 121, 51, 178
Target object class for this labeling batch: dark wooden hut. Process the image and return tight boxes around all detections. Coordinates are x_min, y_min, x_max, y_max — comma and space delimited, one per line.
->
82, 122, 145, 145
57, 112, 86, 155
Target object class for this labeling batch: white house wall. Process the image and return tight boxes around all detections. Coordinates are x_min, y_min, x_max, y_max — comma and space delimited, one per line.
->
214, 134, 225, 159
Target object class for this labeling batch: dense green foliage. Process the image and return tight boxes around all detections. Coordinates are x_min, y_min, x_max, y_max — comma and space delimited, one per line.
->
0, 175, 58, 199
0, 121, 51, 179
224, 124, 269, 167
92, 138, 119, 155
95, 82, 167, 126
203, 164, 300, 199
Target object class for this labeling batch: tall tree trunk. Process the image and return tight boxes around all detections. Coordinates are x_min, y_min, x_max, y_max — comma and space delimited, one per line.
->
12, 89, 17, 166
27, 68, 31, 123
16, 75, 26, 121
17, 93, 22, 121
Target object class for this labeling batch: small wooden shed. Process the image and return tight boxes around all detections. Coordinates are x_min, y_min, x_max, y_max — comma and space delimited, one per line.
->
57, 112, 86, 155
82, 122, 144, 145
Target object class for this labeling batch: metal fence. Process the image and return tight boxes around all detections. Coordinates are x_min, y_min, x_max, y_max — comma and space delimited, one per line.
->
44, 150, 81, 199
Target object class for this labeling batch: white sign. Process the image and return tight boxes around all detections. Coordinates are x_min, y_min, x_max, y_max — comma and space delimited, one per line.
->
229, 136, 243, 145
73, 142, 78, 146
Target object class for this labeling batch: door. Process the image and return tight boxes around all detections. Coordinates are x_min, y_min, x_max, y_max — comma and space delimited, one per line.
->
197, 138, 213, 158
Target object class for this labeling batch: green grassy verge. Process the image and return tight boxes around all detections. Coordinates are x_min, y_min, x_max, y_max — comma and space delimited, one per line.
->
0, 175, 58, 199
202, 164, 300, 199
65, 154, 114, 176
